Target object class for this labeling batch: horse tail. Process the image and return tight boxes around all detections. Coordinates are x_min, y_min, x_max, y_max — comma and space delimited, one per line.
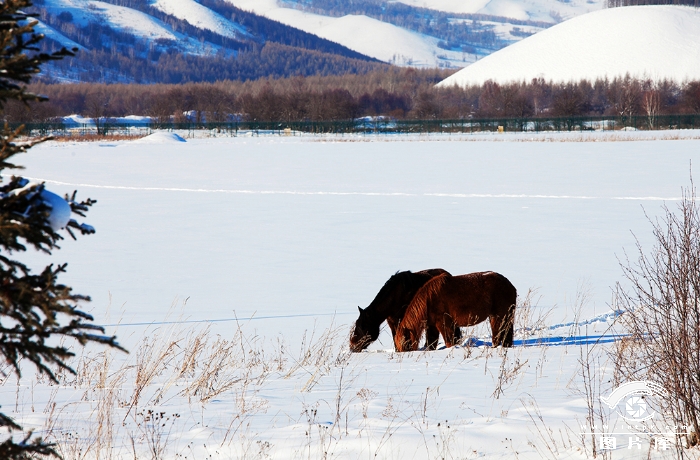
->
493, 274, 517, 347
395, 273, 449, 351
504, 282, 517, 347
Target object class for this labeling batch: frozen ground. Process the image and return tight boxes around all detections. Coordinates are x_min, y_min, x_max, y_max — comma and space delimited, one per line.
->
3, 131, 700, 458
18, 129, 700, 335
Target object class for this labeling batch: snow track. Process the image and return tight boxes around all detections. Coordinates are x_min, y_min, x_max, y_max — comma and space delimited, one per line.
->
16, 177, 684, 201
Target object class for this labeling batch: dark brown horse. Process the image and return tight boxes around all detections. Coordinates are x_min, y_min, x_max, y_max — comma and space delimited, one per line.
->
394, 272, 516, 352
350, 269, 460, 352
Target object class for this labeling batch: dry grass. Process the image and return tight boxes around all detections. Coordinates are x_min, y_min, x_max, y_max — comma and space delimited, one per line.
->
308, 131, 700, 143
50, 133, 147, 142
12, 303, 637, 459
27, 319, 357, 459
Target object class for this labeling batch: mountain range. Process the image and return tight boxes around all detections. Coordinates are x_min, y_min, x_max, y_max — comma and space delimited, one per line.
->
30, 0, 604, 83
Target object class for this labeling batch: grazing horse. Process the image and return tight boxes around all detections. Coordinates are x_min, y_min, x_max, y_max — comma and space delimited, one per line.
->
350, 269, 460, 352
394, 272, 516, 352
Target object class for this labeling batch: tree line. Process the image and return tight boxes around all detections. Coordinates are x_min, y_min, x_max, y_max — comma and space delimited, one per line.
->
5, 70, 700, 123
608, 0, 699, 7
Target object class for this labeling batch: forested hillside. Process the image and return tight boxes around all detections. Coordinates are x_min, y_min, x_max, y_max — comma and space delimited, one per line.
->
30, 0, 385, 83
42, 42, 386, 83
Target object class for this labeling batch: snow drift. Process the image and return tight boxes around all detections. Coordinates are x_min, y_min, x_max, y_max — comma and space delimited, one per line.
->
438, 5, 700, 87
132, 132, 187, 143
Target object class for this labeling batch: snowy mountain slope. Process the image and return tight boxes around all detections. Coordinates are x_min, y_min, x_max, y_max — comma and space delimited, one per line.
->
397, 0, 604, 22
151, 0, 253, 40
34, 20, 85, 50
42, 0, 217, 54
45, 0, 176, 40
36, 0, 387, 82
439, 5, 700, 86
226, 0, 468, 67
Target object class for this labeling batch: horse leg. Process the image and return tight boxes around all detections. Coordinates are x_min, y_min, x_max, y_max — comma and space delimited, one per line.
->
503, 321, 514, 347
387, 317, 397, 338
490, 314, 514, 347
453, 325, 463, 347
498, 303, 515, 347
439, 314, 459, 348
502, 306, 515, 347
490, 316, 504, 346
426, 323, 440, 350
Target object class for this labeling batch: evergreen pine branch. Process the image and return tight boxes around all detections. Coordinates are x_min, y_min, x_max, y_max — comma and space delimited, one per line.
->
0, 262, 125, 381
0, 1, 121, 457
0, 432, 58, 458
0, 177, 61, 253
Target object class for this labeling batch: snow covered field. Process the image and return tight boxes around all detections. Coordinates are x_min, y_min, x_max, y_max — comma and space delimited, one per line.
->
5, 131, 700, 458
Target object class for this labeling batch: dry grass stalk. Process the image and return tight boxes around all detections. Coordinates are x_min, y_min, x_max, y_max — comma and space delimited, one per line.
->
521, 396, 564, 460
125, 327, 181, 419
514, 287, 551, 340
575, 348, 611, 460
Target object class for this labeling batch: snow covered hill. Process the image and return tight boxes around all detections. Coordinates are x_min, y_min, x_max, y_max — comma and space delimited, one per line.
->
439, 5, 700, 86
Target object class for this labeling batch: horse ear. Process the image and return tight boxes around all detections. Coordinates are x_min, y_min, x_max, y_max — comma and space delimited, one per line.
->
358, 306, 364, 314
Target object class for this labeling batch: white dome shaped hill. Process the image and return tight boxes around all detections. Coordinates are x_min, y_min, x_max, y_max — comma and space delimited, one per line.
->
438, 5, 700, 87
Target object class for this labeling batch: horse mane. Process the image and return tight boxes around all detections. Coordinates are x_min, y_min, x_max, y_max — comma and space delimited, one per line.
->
398, 273, 449, 341
364, 271, 411, 315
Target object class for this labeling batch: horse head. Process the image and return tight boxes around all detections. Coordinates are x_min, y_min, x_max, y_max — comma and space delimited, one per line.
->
349, 306, 380, 352
394, 323, 419, 352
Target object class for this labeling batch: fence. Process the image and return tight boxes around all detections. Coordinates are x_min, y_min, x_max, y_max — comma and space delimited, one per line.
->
10, 113, 700, 137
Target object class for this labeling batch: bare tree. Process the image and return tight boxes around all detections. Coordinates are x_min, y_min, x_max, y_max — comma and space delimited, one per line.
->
84, 89, 111, 135
614, 180, 700, 454
642, 82, 661, 129
609, 75, 642, 118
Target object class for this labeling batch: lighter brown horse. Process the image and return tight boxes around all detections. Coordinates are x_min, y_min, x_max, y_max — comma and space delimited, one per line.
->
394, 272, 516, 351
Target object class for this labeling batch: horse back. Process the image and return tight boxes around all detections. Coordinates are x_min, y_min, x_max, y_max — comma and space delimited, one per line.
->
440, 272, 516, 319
368, 269, 451, 321
417, 268, 450, 278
